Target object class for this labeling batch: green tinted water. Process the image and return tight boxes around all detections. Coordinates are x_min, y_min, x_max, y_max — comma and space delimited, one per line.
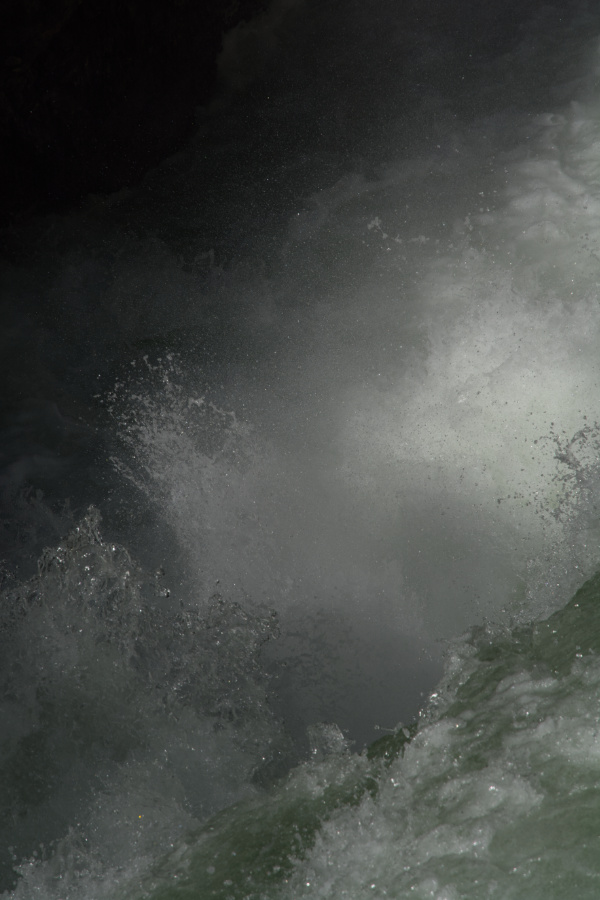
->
119, 572, 600, 899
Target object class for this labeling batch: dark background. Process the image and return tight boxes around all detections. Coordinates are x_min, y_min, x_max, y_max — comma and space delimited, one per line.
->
0, 0, 270, 226
0, 0, 542, 229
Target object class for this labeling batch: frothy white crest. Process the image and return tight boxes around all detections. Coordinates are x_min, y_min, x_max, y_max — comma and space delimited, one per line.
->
294, 99, 600, 634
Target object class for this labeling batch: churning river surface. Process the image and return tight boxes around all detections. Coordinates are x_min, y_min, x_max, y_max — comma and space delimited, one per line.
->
3, 0, 600, 896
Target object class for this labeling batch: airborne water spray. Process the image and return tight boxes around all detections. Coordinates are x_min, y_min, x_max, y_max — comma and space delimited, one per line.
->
104, 354, 442, 751
3, 0, 600, 897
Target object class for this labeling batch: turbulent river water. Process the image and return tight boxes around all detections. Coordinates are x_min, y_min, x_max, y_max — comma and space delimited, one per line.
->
3, 0, 600, 896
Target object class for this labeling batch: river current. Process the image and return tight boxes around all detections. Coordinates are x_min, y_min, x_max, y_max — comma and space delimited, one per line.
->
2, 0, 600, 896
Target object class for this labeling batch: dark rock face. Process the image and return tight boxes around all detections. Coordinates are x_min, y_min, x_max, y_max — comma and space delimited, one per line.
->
0, 0, 268, 224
